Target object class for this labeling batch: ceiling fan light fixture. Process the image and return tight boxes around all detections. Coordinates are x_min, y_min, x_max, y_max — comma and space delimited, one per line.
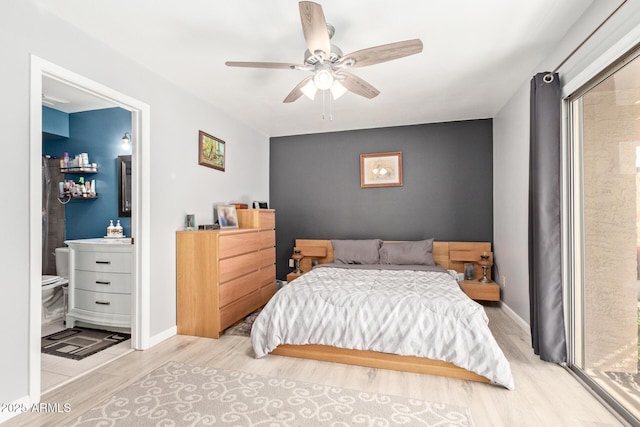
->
330, 80, 347, 100
226, 2, 423, 106
313, 68, 334, 90
301, 79, 318, 100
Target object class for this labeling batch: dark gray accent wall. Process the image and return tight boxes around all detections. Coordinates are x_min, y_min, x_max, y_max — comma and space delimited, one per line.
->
270, 119, 493, 280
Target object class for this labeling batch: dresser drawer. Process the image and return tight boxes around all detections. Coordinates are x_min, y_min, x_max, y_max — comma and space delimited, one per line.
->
259, 281, 276, 304
258, 230, 275, 249
75, 251, 131, 273
257, 210, 275, 229
219, 288, 264, 330
219, 232, 263, 258
219, 264, 275, 308
74, 270, 131, 294
219, 248, 275, 283
219, 280, 277, 331
257, 247, 275, 267
74, 289, 131, 315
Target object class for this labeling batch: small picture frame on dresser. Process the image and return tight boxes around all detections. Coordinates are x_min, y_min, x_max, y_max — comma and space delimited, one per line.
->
216, 205, 238, 229
464, 262, 475, 281
253, 201, 268, 209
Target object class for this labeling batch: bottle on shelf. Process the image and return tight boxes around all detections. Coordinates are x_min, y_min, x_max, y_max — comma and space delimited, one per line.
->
115, 220, 123, 237
107, 220, 115, 237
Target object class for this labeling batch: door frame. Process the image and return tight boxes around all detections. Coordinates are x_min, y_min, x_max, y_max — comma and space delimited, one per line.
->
29, 55, 151, 401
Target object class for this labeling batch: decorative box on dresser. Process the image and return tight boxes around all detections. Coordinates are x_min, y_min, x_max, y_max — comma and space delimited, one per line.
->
65, 238, 133, 331
176, 209, 276, 338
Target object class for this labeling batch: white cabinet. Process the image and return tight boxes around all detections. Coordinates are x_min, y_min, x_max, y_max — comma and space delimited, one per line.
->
65, 238, 132, 330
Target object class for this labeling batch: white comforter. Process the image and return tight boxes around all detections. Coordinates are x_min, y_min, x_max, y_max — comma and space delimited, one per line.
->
251, 265, 514, 389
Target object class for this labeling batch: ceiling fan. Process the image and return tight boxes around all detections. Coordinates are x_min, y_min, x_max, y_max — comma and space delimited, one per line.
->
225, 1, 423, 103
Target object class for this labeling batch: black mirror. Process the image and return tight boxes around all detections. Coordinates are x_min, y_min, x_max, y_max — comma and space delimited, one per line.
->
117, 155, 132, 217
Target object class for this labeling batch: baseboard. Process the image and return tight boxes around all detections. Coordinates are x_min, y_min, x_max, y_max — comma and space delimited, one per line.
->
0, 395, 32, 423
147, 325, 177, 348
500, 302, 531, 334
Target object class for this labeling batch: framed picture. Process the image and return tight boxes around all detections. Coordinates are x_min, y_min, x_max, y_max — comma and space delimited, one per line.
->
360, 152, 403, 188
253, 201, 268, 209
216, 205, 238, 229
198, 130, 226, 171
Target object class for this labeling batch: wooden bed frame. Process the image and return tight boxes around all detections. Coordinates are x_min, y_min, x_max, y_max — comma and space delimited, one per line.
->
271, 239, 494, 385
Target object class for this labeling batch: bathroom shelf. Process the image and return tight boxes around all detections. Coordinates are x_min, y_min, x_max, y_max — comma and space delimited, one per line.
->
58, 194, 98, 202
60, 167, 98, 173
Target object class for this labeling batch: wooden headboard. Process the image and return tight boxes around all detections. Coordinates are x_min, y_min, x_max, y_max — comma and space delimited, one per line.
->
293, 239, 492, 280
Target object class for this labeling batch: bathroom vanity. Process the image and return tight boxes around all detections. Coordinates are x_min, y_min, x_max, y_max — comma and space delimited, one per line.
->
65, 238, 132, 331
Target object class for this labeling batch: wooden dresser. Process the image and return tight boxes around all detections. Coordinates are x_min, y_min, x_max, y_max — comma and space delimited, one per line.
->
176, 209, 276, 338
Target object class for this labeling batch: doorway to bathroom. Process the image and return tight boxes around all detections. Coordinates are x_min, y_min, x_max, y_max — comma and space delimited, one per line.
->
41, 77, 133, 391
30, 56, 151, 401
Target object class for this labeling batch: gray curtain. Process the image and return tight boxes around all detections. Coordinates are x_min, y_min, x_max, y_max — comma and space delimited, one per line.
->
529, 72, 567, 363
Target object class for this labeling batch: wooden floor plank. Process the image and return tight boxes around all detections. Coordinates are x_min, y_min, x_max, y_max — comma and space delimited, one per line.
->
4, 305, 624, 426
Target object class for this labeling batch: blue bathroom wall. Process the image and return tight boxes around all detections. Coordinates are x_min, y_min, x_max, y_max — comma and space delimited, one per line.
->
42, 107, 132, 239
42, 106, 69, 139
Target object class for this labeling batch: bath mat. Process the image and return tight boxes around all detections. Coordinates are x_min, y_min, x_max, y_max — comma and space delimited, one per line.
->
67, 361, 474, 426
41, 327, 130, 360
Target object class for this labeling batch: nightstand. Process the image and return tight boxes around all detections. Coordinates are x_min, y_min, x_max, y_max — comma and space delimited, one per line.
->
286, 272, 303, 283
460, 280, 500, 301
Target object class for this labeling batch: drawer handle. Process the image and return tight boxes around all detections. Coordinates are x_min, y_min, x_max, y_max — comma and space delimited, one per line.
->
95, 281, 111, 285
95, 301, 111, 305
95, 261, 111, 265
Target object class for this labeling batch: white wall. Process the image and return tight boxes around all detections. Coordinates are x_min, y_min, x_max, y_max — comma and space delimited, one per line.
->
493, 83, 531, 323
493, 0, 640, 324
0, 0, 269, 408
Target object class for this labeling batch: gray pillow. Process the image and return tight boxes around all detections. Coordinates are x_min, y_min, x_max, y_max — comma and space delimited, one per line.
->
331, 239, 382, 264
379, 239, 436, 266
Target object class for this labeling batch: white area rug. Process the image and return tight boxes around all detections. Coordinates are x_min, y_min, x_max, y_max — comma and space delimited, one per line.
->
67, 361, 474, 426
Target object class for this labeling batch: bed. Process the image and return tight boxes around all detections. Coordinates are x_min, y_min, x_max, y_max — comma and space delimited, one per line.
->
250, 239, 514, 389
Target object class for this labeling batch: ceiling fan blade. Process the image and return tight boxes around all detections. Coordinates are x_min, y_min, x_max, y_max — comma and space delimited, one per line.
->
283, 76, 313, 103
338, 39, 423, 68
225, 61, 300, 69
339, 72, 380, 99
299, 1, 331, 56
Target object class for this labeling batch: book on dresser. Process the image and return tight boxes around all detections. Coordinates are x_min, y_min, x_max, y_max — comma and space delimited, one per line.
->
176, 209, 276, 338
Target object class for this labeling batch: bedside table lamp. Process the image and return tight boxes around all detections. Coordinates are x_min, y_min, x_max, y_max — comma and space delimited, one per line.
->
478, 252, 493, 283
292, 249, 303, 274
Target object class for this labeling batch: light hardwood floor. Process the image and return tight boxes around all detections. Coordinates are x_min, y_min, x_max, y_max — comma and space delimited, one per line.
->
6, 305, 626, 426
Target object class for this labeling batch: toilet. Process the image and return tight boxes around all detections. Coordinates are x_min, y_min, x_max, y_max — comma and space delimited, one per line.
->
41, 247, 69, 324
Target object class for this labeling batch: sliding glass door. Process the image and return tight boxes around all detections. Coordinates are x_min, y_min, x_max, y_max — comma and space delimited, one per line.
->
569, 46, 640, 424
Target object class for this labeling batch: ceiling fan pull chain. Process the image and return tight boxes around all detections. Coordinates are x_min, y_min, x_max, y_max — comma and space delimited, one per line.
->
322, 89, 326, 120
329, 90, 333, 121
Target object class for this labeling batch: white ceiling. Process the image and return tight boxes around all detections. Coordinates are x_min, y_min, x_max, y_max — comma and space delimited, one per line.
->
38, 0, 597, 137
42, 77, 117, 113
